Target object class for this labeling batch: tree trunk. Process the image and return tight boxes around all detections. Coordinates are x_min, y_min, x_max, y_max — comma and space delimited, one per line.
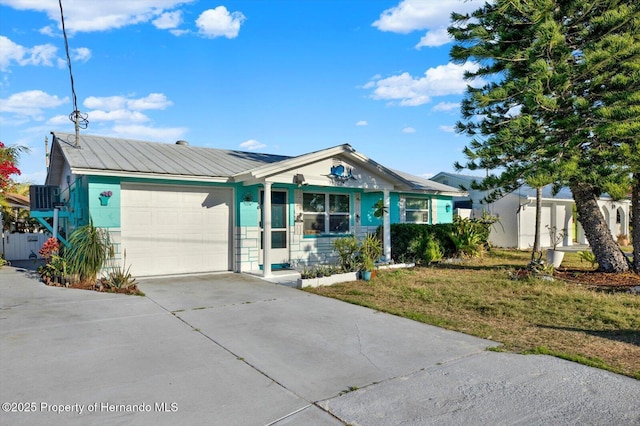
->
632, 172, 640, 273
532, 186, 542, 255
570, 183, 630, 273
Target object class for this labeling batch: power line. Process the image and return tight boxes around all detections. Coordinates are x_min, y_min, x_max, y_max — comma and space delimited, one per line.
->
58, 0, 88, 146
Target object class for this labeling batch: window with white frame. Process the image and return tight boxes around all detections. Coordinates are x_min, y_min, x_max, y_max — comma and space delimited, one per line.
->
405, 198, 429, 223
302, 193, 350, 235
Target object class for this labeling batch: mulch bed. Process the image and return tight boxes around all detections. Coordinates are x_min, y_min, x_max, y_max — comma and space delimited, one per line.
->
554, 268, 640, 292
44, 278, 143, 295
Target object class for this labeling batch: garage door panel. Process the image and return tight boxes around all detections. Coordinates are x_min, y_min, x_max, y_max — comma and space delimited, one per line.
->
121, 185, 232, 277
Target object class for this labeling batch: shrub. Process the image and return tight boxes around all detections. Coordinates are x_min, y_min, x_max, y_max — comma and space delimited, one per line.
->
389, 223, 455, 262
65, 220, 113, 283
104, 250, 136, 289
39, 237, 60, 261
389, 219, 492, 262
578, 250, 598, 269
360, 233, 383, 271
422, 236, 444, 264
332, 235, 361, 272
450, 216, 486, 258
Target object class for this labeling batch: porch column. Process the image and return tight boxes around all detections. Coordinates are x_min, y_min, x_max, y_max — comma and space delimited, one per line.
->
263, 181, 272, 277
383, 189, 391, 262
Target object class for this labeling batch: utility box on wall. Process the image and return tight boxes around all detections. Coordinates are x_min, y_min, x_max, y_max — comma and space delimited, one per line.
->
29, 185, 60, 211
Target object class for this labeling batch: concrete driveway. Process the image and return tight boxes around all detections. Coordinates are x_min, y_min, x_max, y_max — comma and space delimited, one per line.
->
1, 266, 638, 425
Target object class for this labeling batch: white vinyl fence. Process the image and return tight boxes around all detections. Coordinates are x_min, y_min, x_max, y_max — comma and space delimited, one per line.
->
1, 232, 49, 261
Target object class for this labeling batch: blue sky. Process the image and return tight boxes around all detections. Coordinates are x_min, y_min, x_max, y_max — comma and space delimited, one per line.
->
0, 0, 486, 185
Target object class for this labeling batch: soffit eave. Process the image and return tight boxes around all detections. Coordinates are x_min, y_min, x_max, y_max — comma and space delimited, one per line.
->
69, 168, 231, 183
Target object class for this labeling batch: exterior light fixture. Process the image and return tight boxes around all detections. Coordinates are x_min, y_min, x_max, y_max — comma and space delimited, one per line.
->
293, 174, 307, 187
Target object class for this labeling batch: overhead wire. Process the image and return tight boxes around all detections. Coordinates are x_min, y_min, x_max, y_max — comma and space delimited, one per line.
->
58, 0, 88, 146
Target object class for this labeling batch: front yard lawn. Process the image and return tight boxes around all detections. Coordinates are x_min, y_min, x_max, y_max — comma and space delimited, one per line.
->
305, 249, 640, 379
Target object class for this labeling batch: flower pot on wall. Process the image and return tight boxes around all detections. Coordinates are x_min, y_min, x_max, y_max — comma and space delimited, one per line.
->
546, 249, 565, 269
99, 191, 113, 206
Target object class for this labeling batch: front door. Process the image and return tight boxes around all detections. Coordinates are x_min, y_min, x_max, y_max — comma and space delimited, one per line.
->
260, 190, 289, 268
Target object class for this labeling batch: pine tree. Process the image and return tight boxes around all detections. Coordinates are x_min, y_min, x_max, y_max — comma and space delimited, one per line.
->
449, 0, 638, 273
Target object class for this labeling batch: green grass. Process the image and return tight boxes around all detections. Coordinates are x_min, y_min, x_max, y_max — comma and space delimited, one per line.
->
306, 249, 640, 379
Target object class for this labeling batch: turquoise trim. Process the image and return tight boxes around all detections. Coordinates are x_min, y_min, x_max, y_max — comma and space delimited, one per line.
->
88, 177, 121, 228
259, 263, 291, 270
33, 217, 69, 247
303, 233, 353, 239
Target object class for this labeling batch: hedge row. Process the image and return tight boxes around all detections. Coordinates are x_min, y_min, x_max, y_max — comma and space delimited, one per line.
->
387, 219, 492, 263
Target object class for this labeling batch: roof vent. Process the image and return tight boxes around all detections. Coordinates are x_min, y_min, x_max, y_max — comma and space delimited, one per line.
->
175, 140, 189, 146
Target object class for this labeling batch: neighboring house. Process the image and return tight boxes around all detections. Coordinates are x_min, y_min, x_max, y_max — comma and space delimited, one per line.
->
31, 132, 463, 278
431, 172, 631, 250
1, 193, 49, 261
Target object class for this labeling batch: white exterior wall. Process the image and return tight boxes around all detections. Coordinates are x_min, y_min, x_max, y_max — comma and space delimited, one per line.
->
235, 226, 261, 272
597, 199, 631, 241
486, 194, 520, 248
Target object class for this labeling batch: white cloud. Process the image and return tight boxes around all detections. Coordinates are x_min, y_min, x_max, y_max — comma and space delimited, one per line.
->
439, 125, 456, 133
239, 139, 266, 151
84, 93, 172, 111
432, 101, 460, 112
0, 90, 68, 119
72, 47, 91, 62
39, 26, 56, 37
0, 36, 91, 71
111, 124, 187, 142
87, 109, 150, 123
169, 29, 190, 37
48, 114, 74, 125
373, 0, 484, 48
127, 93, 173, 110
84, 96, 127, 111
0, 0, 196, 33
415, 27, 451, 48
365, 62, 483, 106
196, 6, 245, 39
402, 126, 416, 133
153, 11, 182, 29
0, 36, 59, 71
75, 93, 175, 131
356, 120, 368, 126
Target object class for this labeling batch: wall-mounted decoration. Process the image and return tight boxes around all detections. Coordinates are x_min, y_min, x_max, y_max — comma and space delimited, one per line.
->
328, 164, 356, 185
243, 192, 254, 204
99, 190, 112, 206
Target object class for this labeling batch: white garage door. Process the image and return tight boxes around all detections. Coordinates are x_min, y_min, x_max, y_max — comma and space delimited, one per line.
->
121, 184, 233, 277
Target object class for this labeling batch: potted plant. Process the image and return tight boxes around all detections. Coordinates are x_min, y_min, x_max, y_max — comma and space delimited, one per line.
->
360, 233, 383, 281
545, 225, 566, 268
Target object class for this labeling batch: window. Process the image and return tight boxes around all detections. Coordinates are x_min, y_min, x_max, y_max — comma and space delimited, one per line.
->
303, 193, 350, 235
405, 198, 429, 223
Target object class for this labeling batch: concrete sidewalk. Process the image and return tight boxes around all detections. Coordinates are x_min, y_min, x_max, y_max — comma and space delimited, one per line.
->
1, 266, 639, 425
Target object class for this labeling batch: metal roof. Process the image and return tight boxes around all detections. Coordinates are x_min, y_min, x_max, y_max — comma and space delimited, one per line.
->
432, 171, 606, 200
52, 132, 290, 178
391, 170, 466, 195
49, 132, 464, 195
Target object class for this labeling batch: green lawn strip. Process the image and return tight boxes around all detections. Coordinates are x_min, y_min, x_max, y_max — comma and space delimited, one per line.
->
305, 250, 640, 379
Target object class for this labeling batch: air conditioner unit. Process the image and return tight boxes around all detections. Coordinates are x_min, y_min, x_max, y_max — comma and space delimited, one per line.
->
29, 185, 61, 211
